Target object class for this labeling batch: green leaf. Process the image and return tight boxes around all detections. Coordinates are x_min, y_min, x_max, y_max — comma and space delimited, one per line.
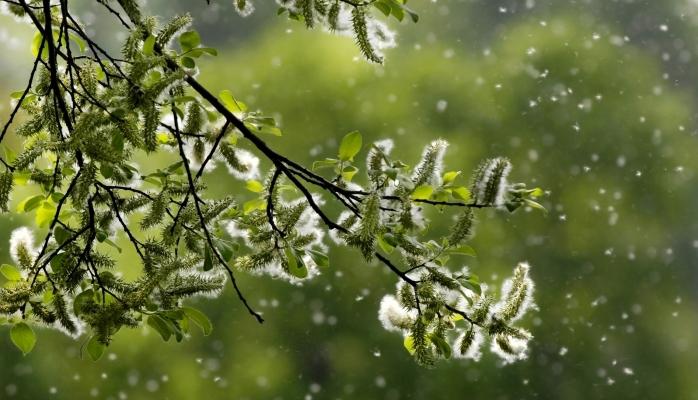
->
463, 279, 481, 295
285, 248, 308, 278
147, 315, 172, 342
312, 158, 339, 170
142, 35, 155, 56
403, 335, 416, 355
111, 132, 124, 154
244, 121, 281, 136
219, 90, 246, 113
198, 47, 218, 56
243, 198, 266, 214
50, 192, 64, 203
338, 131, 362, 161
35, 202, 56, 228
524, 198, 548, 214
430, 334, 452, 359
12, 172, 31, 186
53, 225, 71, 245
11, 322, 36, 355
86, 335, 105, 361
19, 195, 45, 213
181, 56, 196, 69
50, 253, 67, 275
203, 245, 213, 271
373, 1, 391, 16
450, 245, 476, 257
69, 33, 87, 52
182, 306, 213, 336
214, 240, 234, 262
179, 30, 201, 52
101, 237, 122, 253
0, 264, 22, 281
442, 170, 461, 185
390, 0, 419, 22
73, 289, 94, 315
529, 187, 544, 198
245, 180, 264, 193
387, 0, 405, 21
411, 185, 434, 200
452, 186, 471, 202
30, 31, 48, 58
166, 161, 185, 174
156, 132, 171, 144
341, 165, 358, 182
377, 234, 395, 254
307, 249, 329, 269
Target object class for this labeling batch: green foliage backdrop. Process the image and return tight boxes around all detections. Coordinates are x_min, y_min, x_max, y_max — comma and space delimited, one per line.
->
0, 1, 697, 399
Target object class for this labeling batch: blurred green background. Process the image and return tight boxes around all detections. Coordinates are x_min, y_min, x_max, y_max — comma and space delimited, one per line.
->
1, 0, 698, 399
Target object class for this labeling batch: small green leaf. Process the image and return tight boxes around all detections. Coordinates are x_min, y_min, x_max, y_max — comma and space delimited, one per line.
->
198, 47, 218, 56
377, 234, 395, 254
403, 335, 416, 355
19, 195, 45, 213
442, 170, 461, 185
179, 30, 201, 52
50, 253, 67, 275
35, 202, 56, 228
463, 279, 481, 295
338, 131, 362, 161
245, 180, 264, 193
219, 90, 246, 113
411, 185, 433, 200
156, 132, 171, 144
181, 56, 196, 69
524, 198, 548, 214
182, 306, 213, 336
430, 334, 452, 359
244, 121, 281, 136
529, 187, 544, 197
142, 35, 155, 56
373, 1, 391, 16
50, 192, 64, 203
312, 158, 339, 170
147, 315, 172, 341
243, 198, 266, 214
69, 33, 87, 52
387, 0, 405, 22
215, 240, 234, 262
452, 186, 471, 202
285, 248, 308, 278
203, 245, 213, 271
73, 289, 94, 315
102, 237, 122, 253
166, 161, 184, 174
382, 232, 399, 247
450, 245, 476, 257
30, 31, 48, 58
341, 165, 358, 182
307, 249, 329, 269
12, 172, 31, 186
53, 225, 71, 245
86, 335, 105, 361
11, 322, 36, 355
0, 264, 22, 281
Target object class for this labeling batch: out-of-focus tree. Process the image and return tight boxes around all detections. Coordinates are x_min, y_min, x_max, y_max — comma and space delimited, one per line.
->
0, 2, 696, 400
